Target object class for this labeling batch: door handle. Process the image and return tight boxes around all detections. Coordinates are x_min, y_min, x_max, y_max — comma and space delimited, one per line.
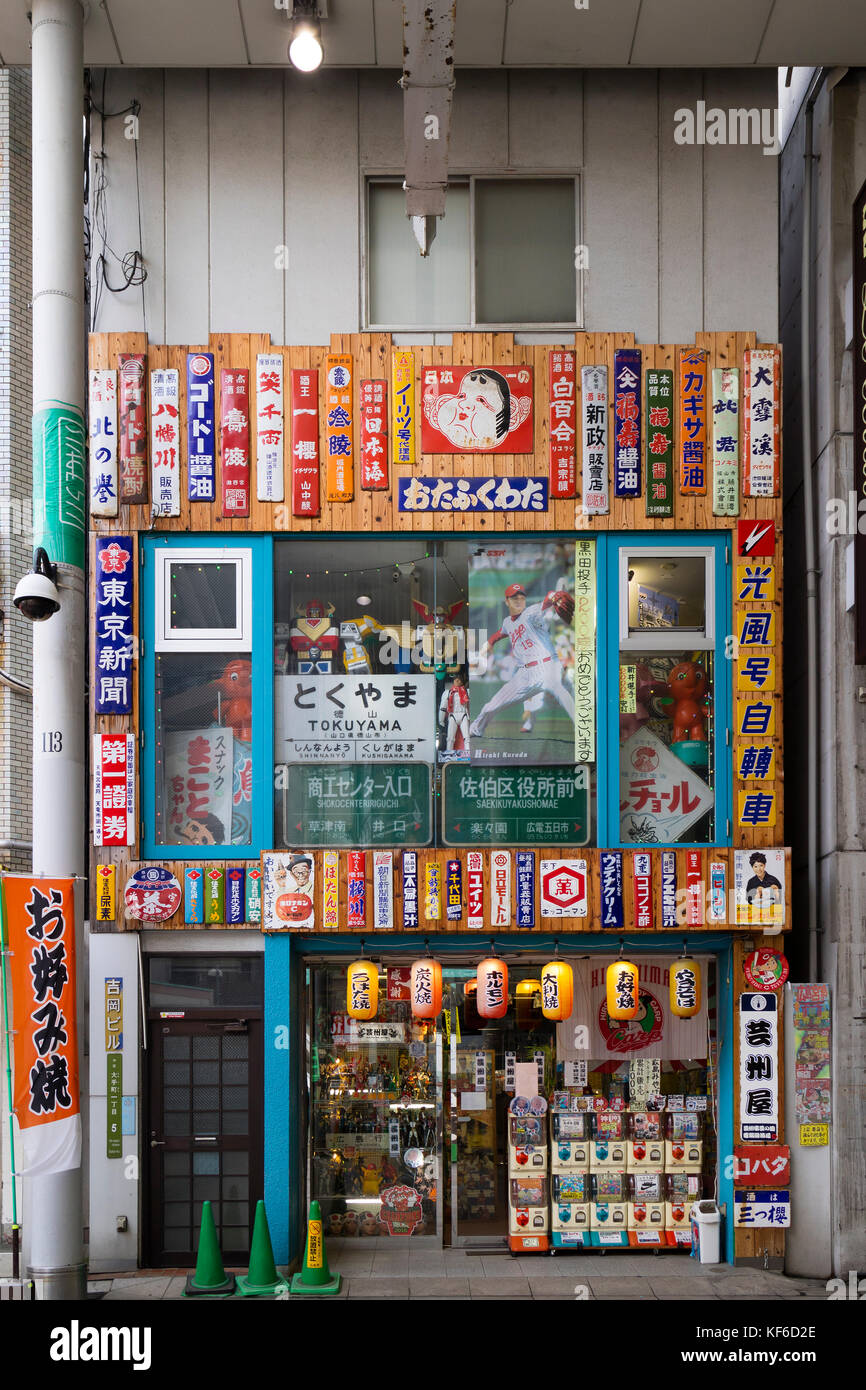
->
150, 1138, 165, 1148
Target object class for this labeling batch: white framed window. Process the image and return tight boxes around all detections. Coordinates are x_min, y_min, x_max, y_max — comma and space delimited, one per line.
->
364, 175, 581, 331
618, 547, 715, 652
155, 548, 253, 652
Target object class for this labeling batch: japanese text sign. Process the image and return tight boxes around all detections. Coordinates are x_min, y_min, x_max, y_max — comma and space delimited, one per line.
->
743, 348, 780, 497
88, 369, 118, 517
399, 476, 548, 513
679, 348, 707, 494
548, 350, 576, 498
739, 993, 779, 1143
150, 368, 180, 517
94, 537, 134, 714
421, 366, 533, 454
580, 365, 609, 514
93, 734, 135, 847
255, 353, 284, 502
291, 368, 320, 515
276, 673, 435, 764
220, 368, 250, 516
187, 353, 216, 502
645, 369, 674, 517
392, 350, 416, 464
613, 349, 641, 498
711, 366, 739, 516
325, 354, 354, 501
360, 379, 389, 490
118, 353, 148, 504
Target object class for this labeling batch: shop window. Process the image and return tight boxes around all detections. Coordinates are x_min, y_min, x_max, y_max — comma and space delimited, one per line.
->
616, 546, 723, 846
273, 537, 595, 850
366, 177, 579, 329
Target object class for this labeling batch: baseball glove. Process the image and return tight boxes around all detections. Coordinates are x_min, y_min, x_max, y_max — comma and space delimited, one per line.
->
545, 589, 575, 624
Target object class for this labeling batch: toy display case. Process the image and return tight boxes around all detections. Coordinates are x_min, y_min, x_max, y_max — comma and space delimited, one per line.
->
551, 1170, 591, 1248
627, 1170, 667, 1245
589, 1169, 629, 1246
507, 1095, 549, 1252
665, 1171, 703, 1246
551, 1111, 591, 1170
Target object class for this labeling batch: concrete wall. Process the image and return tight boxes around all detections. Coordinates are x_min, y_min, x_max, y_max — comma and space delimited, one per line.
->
88, 67, 779, 346
780, 70, 866, 1279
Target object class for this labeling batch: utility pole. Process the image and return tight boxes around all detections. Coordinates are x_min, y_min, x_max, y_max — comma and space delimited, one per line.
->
24, 0, 87, 1300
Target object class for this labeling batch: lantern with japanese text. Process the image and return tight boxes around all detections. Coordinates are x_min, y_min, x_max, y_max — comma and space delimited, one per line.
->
410, 958, 442, 1019
606, 960, 639, 1021
669, 957, 701, 1018
347, 960, 378, 1020
540, 961, 574, 1021
476, 958, 508, 1019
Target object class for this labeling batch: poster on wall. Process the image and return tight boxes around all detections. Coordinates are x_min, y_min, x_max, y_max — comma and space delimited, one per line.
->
88, 369, 118, 517
557, 956, 708, 1062
467, 542, 577, 764
3, 876, 81, 1175
734, 848, 785, 927
548, 350, 576, 498
325, 354, 354, 501
117, 353, 148, 504
93, 734, 135, 847
711, 366, 740, 516
792, 983, 831, 1134
255, 353, 284, 502
739, 993, 779, 1142
742, 348, 780, 497
392, 350, 416, 465
619, 726, 713, 844
421, 365, 533, 454
262, 851, 315, 931
580, 365, 608, 514
220, 368, 250, 516
150, 368, 181, 517
187, 352, 216, 502
164, 727, 235, 846
291, 367, 320, 516
540, 859, 588, 918
94, 537, 134, 714
275, 673, 435, 763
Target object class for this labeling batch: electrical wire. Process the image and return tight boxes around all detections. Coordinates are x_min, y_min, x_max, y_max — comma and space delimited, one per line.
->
88, 71, 147, 331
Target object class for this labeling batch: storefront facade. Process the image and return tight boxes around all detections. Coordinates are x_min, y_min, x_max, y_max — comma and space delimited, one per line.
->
88, 326, 789, 1271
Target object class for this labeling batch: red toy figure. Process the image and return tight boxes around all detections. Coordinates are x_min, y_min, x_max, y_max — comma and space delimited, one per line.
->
213, 658, 252, 741
663, 661, 710, 746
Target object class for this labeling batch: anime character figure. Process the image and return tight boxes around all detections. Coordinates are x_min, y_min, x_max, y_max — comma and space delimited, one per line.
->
469, 584, 575, 738
662, 661, 710, 743
412, 599, 465, 675
439, 672, 470, 758
288, 598, 339, 673
360, 1160, 381, 1197
212, 658, 252, 741
423, 368, 532, 451
341, 615, 384, 673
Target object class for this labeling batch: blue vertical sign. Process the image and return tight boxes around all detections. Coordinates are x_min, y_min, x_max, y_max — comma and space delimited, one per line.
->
402, 851, 419, 930
187, 352, 215, 501
516, 851, 535, 928
94, 536, 134, 713
446, 859, 462, 921
661, 851, 678, 928
599, 851, 624, 928
613, 348, 642, 498
226, 867, 246, 924
184, 868, 204, 924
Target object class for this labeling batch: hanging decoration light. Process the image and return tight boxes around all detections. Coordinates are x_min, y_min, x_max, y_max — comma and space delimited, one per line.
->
670, 952, 701, 1018
476, 955, 509, 1019
347, 958, 378, 1020
410, 957, 442, 1019
606, 955, 639, 1021
540, 959, 574, 1021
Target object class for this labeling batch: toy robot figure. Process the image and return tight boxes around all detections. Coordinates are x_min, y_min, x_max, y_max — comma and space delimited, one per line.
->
438, 672, 470, 759
340, 615, 384, 673
412, 599, 465, 675
288, 598, 339, 673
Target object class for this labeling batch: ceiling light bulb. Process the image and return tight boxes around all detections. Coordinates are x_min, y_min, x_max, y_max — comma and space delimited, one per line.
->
289, 21, 323, 72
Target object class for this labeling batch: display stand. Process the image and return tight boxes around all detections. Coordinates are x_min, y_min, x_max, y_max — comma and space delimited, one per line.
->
507, 1095, 549, 1253
550, 1106, 591, 1248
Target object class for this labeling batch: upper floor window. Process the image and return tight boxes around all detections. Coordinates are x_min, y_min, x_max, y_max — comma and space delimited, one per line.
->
365, 177, 580, 330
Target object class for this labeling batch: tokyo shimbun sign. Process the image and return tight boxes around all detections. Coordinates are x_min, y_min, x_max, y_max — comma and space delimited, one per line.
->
421, 367, 534, 453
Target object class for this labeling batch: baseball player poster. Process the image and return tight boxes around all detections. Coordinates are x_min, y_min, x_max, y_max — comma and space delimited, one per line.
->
467, 542, 577, 763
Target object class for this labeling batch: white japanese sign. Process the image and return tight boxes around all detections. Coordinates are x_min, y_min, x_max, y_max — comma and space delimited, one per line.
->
734, 1190, 790, 1228
150, 368, 180, 516
619, 727, 714, 844
275, 673, 436, 763
540, 859, 588, 918
256, 353, 284, 501
490, 850, 511, 928
580, 366, 609, 515
373, 850, 394, 930
88, 369, 118, 517
739, 993, 779, 1143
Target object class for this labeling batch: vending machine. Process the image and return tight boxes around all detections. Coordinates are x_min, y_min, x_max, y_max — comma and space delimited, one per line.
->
507, 1095, 549, 1253
550, 1100, 592, 1248
664, 1111, 704, 1246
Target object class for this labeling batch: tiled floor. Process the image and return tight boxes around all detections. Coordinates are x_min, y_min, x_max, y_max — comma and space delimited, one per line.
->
1, 1243, 832, 1300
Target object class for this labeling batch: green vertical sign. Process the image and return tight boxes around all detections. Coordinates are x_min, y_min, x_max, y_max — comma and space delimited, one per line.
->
206, 867, 225, 923
645, 370, 674, 518
33, 403, 86, 569
107, 1054, 123, 1159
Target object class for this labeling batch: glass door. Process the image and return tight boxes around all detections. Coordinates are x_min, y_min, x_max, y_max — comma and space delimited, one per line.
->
444, 966, 556, 1246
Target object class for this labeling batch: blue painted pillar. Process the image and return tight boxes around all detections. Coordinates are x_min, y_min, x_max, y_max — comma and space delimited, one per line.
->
717, 941, 735, 1264
264, 934, 300, 1266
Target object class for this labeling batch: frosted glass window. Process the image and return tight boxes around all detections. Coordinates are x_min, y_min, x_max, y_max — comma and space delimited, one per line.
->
475, 180, 576, 324
368, 182, 470, 326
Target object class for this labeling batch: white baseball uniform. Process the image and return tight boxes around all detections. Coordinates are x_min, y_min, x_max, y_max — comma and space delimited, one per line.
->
439, 682, 470, 752
470, 601, 574, 736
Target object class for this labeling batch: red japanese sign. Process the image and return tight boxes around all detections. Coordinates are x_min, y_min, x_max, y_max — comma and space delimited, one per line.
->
734, 1144, 791, 1187
386, 967, 411, 1002
325, 355, 354, 501
685, 850, 703, 926
291, 368, 320, 516
360, 379, 389, 490
548, 350, 576, 498
118, 352, 148, 503
421, 366, 534, 454
744, 950, 789, 992
220, 368, 250, 516
633, 852, 653, 929
347, 850, 366, 928
93, 733, 135, 847
4, 876, 81, 1174
737, 519, 776, 558
679, 348, 708, 495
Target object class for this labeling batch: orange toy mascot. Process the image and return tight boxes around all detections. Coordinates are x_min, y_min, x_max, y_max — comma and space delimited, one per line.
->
213, 658, 252, 741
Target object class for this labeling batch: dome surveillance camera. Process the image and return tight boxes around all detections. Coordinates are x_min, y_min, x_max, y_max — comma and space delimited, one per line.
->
13, 548, 60, 622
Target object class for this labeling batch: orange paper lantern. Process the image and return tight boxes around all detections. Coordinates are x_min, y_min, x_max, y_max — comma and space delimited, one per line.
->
670, 958, 701, 1018
476, 958, 508, 1019
347, 960, 378, 1020
410, 958, 442, 1019
606, 960, 639, 1020
540, 961, 574, 1021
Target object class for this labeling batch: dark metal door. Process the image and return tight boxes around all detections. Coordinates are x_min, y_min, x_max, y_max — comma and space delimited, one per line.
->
147, 1016, 263, 1267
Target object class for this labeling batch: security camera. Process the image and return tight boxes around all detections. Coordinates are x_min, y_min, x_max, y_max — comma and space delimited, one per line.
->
13, 547, 60, 622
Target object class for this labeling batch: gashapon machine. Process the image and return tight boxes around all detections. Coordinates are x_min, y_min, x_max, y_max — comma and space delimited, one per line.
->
627, 1111, 666, 1247
550, 1094, 591, 1249
589, 1110, 629, 1247
664, 1110, 704, 1246
507, 1095, 549, 1253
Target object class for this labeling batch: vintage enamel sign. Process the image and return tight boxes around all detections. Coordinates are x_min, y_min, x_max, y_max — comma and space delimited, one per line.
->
421, 365, 533, 454
150, 368, 180, 517
255, 353, 284, 502
88, 369, 118, 517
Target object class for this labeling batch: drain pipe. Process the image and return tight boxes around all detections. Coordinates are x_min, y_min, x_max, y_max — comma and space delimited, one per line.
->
800, 69, 827, 983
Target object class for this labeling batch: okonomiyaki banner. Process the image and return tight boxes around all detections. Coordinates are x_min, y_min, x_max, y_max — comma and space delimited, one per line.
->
3, 876, 82, 1174
468, 542, 577, 764
557, 955, 709, 1063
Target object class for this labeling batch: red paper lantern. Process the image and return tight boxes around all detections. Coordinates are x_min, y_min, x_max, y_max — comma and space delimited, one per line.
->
347, 960, 378, 1020
540, 960, 574, 1021
606, 960, 639, 1021
670, 958, 701, 1018
410, 958, 442, 1019
476, 958, 508, 1019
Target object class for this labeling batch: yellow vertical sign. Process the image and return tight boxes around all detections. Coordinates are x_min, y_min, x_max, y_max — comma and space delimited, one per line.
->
322, 850, 339, 930
96, 864, 116, 922
573, 538, 596, 764
392, 350, 416, 465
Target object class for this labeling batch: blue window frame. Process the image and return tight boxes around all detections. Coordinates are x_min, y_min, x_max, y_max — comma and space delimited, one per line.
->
140, 534, 273, 860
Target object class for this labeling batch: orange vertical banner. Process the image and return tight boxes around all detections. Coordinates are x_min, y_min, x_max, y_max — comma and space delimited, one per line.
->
4, 876, 81, 1174
325, 354, 354, 501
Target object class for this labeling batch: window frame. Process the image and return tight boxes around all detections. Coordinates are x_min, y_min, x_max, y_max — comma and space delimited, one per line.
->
618, 545, 716, 653
154, 546, 253, 653
141, 534, 274, 860
362, 173, 584, 333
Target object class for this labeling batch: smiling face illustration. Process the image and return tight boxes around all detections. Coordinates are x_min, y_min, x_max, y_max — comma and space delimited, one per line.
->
433, 370, 511, 450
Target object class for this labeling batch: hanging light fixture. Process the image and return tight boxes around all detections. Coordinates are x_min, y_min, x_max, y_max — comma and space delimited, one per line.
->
540, 947, 574, 1022
477, 950, 508, 1020
670, 946, 701, 1019
347, 948, 378, 1020
606, 948, 639, 1021
410, 954, 442, 1019
287, 1, 325, 73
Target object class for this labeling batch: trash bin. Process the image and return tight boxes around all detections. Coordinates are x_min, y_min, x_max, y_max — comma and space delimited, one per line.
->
690, 1200, 722, 1264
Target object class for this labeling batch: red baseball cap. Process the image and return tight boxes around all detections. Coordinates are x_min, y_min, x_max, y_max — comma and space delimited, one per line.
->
504, 583, 526, 599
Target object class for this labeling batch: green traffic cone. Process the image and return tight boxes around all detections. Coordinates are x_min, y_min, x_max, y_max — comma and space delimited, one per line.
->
236, 1200, 288, 1297
183, 1201, 236, 1298
290, 1200, 341, 1296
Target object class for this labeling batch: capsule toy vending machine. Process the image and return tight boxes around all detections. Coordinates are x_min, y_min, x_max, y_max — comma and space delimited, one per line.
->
627, 1111, 666, 1247
664, 1109, 704, 1246
589, 1109, 629, 1247
549, 1094, 591, 1248
508, 1095, 549, 1253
